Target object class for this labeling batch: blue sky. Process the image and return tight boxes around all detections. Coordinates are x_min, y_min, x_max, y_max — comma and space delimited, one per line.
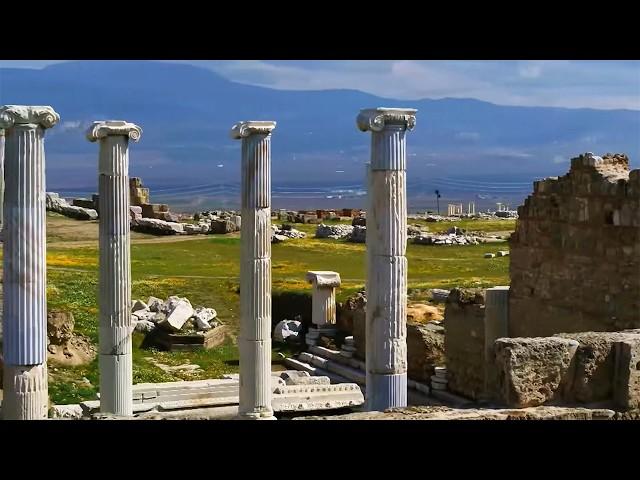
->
1, 60, 639, 110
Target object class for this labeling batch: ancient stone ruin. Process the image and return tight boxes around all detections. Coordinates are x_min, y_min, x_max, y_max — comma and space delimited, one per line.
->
510, 153, 640, 336
1, 99, 638, 421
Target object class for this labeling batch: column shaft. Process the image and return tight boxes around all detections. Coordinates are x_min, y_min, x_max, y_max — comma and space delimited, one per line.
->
2, 125, 49, 419
236, 126, 275, 419
0, 129, 5, 228
98, 135, 132, 416
358, 108, 416, 412
311, 288, 336, 326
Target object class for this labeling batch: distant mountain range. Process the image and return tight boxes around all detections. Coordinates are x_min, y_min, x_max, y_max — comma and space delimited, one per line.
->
1, 60, 638, 209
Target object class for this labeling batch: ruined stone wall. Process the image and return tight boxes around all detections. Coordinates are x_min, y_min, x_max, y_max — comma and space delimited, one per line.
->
444, 288, 485, 399
129, 177, 150, 206
509, 153, 640, 337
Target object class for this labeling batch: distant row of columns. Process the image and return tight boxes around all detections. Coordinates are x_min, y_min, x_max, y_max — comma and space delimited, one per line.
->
1, 104, 420, 419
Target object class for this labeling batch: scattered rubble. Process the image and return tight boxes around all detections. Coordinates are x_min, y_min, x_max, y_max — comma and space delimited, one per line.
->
46, 192, 98, 221
271, 224, 306, 243
347, 225, 366, 243
131, 217, 184, 235
315, 223, 353, 239
131, 296, 221, 336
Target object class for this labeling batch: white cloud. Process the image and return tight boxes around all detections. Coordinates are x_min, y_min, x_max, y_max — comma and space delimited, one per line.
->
518, 62, 543, 79
553, 155, 569, 164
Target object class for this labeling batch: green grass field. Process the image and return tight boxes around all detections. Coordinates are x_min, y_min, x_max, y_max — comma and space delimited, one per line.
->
1, 213, 515, 404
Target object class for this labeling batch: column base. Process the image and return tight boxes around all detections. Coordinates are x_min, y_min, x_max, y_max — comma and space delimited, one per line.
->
366, 372, 407, 411
2, 363, 49, 420
99, 353, 133, 416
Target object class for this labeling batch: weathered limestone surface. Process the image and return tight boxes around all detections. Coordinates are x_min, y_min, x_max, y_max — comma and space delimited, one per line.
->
359, 107, 416, 411
297, 405, 617, 420
87, 120, 142, 416
555, 331, 639, 404
406, 322, 445, 383
231, 120, 276, 420
1, 105, 59, 419
444, 288, 486, 400
129, 177, 149, 206
614, 335, 640, 410
494, 337, 579, 408
510, 153, 640, 336
484, 286, 510, 397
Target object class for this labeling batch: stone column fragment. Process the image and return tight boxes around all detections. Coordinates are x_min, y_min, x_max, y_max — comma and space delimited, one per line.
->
0, 128, 5, 230
306, 271, 341, 326
87, 120, 142, 416
1, 105, 60, 419
484, 286, 509, 398
231, 120, 276, 420
357, 107, 417, 411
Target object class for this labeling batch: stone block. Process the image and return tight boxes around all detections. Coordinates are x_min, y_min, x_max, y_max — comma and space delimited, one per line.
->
280, 371, 331, 385
555, 331, 633, 403
407, 322, 445, 383
494, 337, 579, 407
614, 335, 640, 410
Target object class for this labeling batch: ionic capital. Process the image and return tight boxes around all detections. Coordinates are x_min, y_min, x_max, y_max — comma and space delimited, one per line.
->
0, 105, 60, 129
356, 107, 417, 133
86, 120, 142, 142
230, 121, 276, 139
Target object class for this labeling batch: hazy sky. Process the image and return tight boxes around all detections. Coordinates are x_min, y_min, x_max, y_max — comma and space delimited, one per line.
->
1, 60, 639, 110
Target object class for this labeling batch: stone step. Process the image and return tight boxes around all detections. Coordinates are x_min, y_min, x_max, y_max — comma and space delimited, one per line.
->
308, 345, 366, 371
283, 357, 354, 385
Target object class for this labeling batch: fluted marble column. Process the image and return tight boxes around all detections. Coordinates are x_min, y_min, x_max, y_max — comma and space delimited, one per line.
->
0, 105, 60, 419
484, 286, 509, 398
0, 128, 5, 230
357, 107, 417, 411
231, 121, 276, 420
306, 271, 341, 326
87, 121, 142, 416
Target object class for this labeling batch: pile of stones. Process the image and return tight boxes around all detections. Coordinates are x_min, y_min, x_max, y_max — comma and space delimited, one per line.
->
305, 326, 337, 347
131, 296, 220, 335
46, 192, 98, 221
131, 217, 184, 235
192, 211, 241, 234
340, 336, 357, 358
431, 366, 448, 391
315, 223, 354, 239
495, 210, 518, 218
413, 226, 480, 246
183, 222, 211, 235
272, 224, 306, 243
351, 216, 366, 227
347, 225, 367, 243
